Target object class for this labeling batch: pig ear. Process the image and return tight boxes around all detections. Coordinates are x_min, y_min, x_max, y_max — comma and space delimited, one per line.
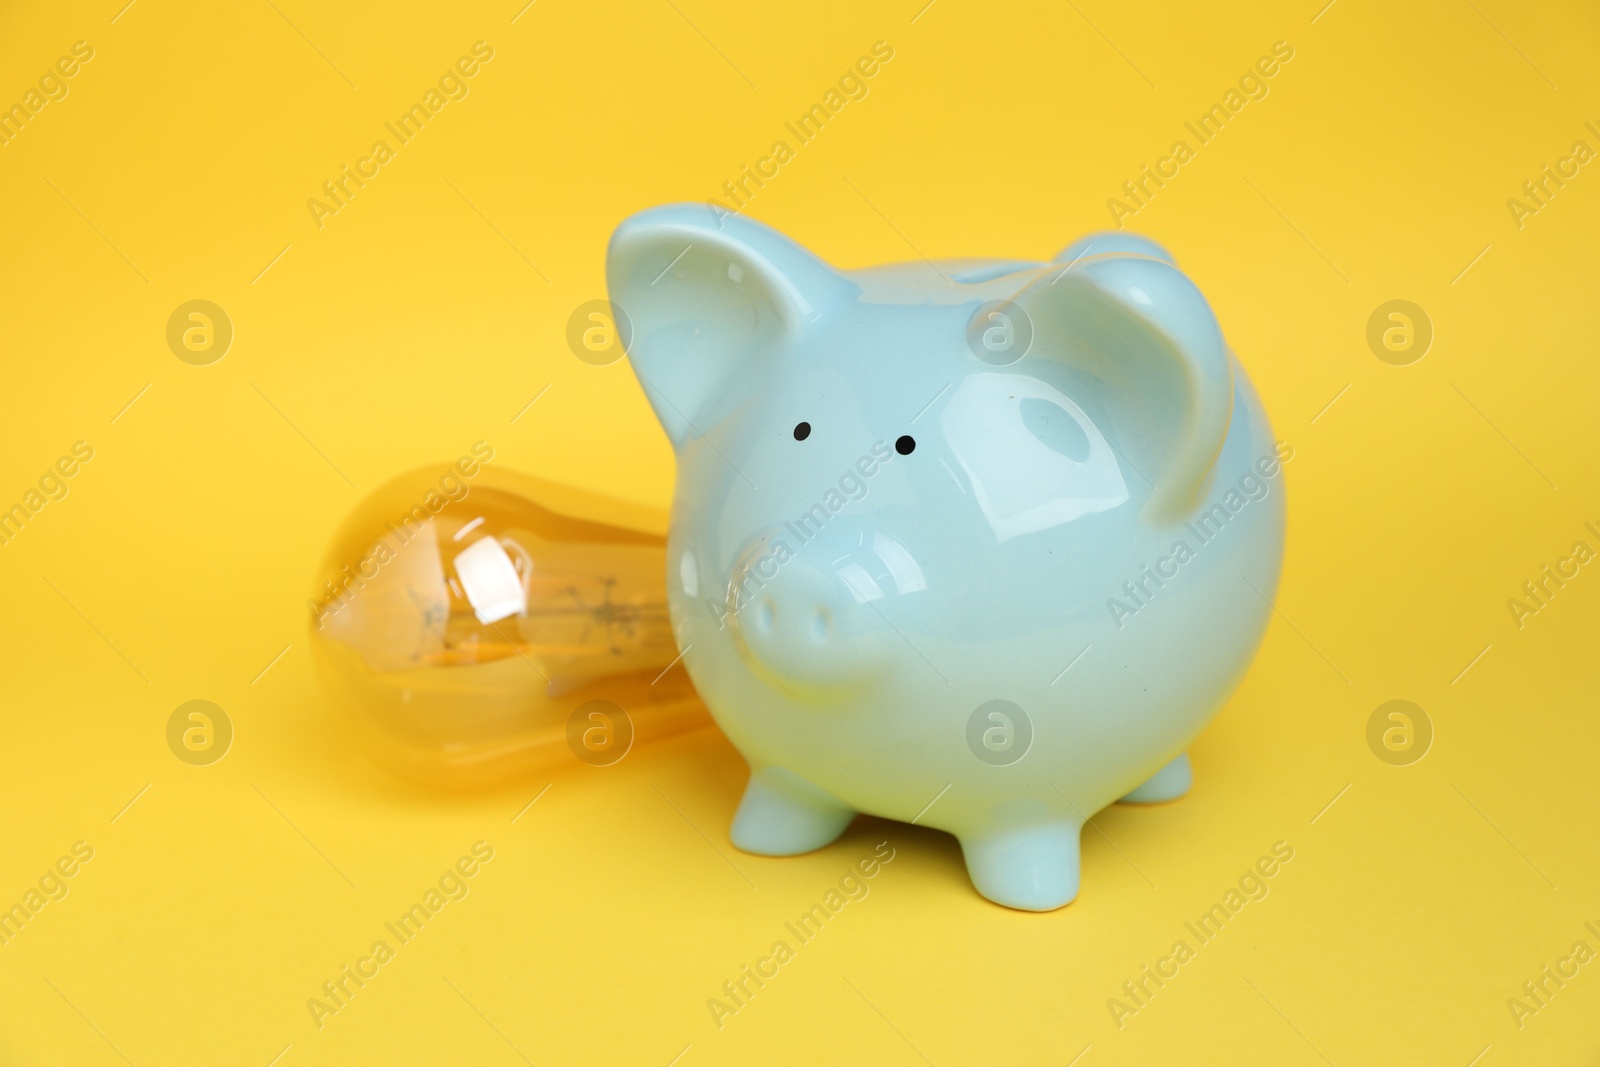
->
606, 205, 851, 448
1013, 246, 1233, 522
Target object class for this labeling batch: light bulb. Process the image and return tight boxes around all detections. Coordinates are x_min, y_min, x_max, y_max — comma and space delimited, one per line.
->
309, 463, 705, 786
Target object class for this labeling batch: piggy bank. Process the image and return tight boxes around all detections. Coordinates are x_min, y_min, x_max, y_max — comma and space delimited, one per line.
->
606, 205, 1286, 911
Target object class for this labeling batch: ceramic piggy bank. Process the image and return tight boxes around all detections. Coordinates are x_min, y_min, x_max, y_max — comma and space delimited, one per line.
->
607, 205, 1286, 911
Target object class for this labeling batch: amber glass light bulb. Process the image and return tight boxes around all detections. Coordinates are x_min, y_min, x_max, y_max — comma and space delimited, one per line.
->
309, 463, 705, 786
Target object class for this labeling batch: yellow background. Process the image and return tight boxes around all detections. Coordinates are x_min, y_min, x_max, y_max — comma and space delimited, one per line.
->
2, 0, 1597, 1063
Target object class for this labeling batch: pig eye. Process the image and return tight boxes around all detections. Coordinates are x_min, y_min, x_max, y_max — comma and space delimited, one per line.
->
793, 422, 811, 441
895, 435, 916, 455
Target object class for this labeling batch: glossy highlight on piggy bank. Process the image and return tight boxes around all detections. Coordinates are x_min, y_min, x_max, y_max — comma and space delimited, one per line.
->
607, 206, 1286, 911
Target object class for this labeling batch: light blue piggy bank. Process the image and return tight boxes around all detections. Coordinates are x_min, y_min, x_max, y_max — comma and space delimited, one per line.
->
607, 206, 1286, 911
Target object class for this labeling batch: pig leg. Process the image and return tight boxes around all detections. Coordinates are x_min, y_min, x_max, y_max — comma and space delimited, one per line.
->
960, 822, 1083, 912
730, 766, 856, 855
1118, 752, 1193, 803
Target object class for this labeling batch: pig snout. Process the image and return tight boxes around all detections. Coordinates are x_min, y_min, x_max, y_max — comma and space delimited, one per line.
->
725, 523, 924, 689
